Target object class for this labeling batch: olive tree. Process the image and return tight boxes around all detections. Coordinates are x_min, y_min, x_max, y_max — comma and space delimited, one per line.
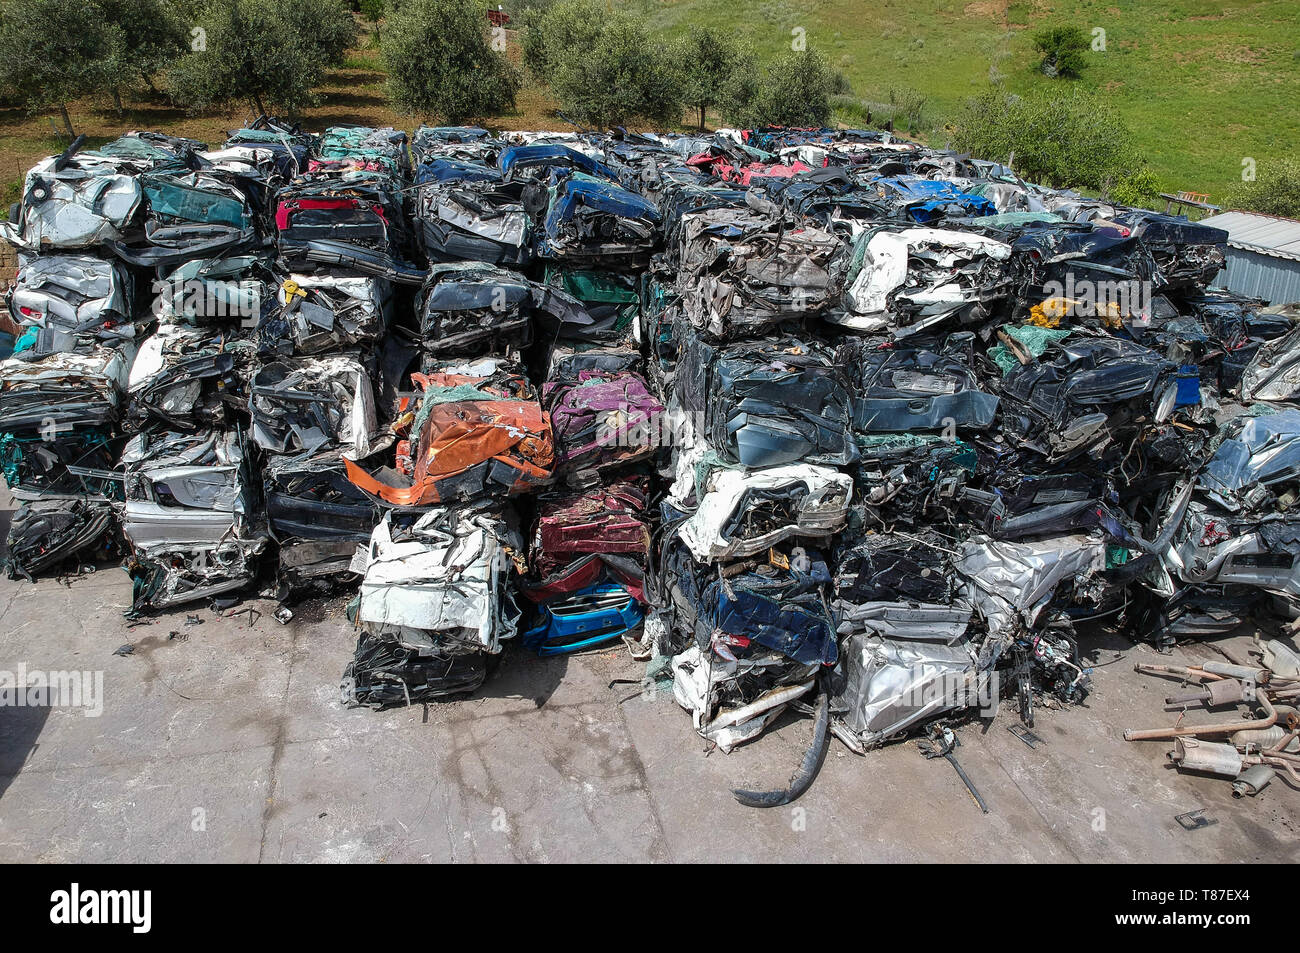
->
100, 0, 189, 110
547, 13, 681, 127
280, 0, 358, 66
722, 48, 833, 129
383, 0, 520, 122
168, 0, 329, 116
672, 26, 749, 131
952, 88, 1138, 190
0, 0, 125, 136
520, 0, 603, 84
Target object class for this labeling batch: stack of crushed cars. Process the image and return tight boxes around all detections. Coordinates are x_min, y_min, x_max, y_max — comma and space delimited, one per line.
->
0, 120, 405, 611
1, 126, 277, 590
6, 122, 1300, 805
629, 125, 1300, 806
341, 126, 666, 700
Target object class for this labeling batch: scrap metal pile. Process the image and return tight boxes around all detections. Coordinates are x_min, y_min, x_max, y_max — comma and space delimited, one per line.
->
5, 122, 1299, 802
1125, 636, 1300, 799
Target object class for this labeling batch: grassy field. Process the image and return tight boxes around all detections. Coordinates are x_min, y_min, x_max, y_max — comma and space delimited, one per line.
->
630, 0, 1299, 201
0, 2, 1296, 212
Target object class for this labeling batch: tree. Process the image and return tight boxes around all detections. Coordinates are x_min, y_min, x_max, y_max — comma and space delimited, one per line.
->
718, 68, 761, 128
547, 13, 681, 128
1032, 25, 1090, 78
951, 89, 1138, 190
0, 0, 124, 136
520, 0, 604, 84
168, 0, 328, 116
1225, 158, 1300, 219
99, 0, 189, 110
672, 26, 749, 131
279, 0, 358, 67
382, 0, 520, 122
360, 0, 384, 46
722, 48, 833, 129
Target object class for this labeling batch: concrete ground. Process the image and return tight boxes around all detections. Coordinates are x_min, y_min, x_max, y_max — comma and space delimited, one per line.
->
0, 537, 1297, 863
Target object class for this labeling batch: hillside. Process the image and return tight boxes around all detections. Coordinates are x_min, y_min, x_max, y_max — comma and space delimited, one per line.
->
627, 0, 1299, 201
1, 1, 1295, 207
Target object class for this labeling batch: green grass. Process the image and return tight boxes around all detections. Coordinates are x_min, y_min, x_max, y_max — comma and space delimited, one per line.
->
830, 94, 875, 127
340, 52, 383, 71
625, 0, 1300, 202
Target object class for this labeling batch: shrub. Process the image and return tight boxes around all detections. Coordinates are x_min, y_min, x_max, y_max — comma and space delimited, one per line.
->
952, 88, 1139, 190
830, 94, 875, 128
1109, 167, 1164, 209
1225, 158, 1300, 219
1032, 24, 1090, 78
888, 86, 929, 133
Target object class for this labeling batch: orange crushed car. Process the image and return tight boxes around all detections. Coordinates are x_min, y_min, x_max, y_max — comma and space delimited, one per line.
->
346, 363, 554, 505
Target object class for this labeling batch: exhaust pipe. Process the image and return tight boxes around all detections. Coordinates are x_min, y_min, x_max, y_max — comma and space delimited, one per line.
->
1170, 737, 1243, 777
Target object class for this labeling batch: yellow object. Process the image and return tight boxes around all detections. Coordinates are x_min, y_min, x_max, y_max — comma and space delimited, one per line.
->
1028, 297, 1069, 327
1029, 295, 1125, 328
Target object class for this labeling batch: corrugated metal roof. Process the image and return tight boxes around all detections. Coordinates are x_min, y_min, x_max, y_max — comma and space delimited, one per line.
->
1213, 248, 1300, 305
1200, 211, 1300, 262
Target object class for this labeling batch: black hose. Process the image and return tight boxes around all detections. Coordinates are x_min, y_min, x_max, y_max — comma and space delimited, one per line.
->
53, 135, 86, 172
732, 675, 831, 808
